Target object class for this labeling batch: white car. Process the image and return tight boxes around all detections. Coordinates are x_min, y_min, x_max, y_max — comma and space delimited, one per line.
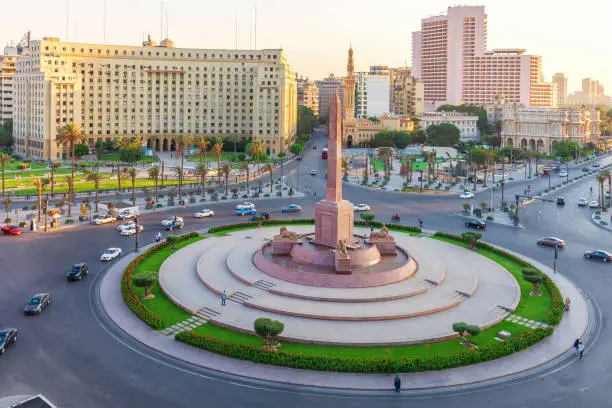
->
558, 171, 568, 177
161, 216, 183, 227
589, 201, 600, 208
354, 204, 371, 212
120, 225, 144, 236
236, 202, 255, 210
605, 191, 610, 199
100, 248, 122, 262
92, 214, 116, 225
194, 209, 215, 218
578, 198, 588, 207
310, 169, 317, 176
116, 221, 136, 231
460, 191, 475, 199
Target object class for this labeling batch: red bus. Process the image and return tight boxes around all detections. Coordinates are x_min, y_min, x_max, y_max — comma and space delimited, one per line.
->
321, 148, 328, 159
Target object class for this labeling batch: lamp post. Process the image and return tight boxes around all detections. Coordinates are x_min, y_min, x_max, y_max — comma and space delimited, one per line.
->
545, 172, 551, 191
419, 170, 424, 193
135, 216, 140, 253
43, 198, 48, 232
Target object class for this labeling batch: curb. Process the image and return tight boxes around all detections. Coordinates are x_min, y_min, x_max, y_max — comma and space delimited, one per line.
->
591, 212, 612, 233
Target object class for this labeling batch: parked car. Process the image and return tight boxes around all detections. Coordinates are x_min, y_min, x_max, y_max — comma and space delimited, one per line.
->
249, 212, 270, 221
557, 197, 566, 205
165, 219, 184, 231
237, 207, 257, 216
24, 293, 51, 315
558, 171, 568, 177
194, 209, 215, 218
121, 225, 144, 236
117, 210, 139, 220
116, 221, 136, 231
236, 202, 255, 210
606, 191, 611, 199
281, 204, 302, 213
354, 204, 371, 212
584, 250, 612, 262
100, 248, 122, 262
310, 169, 317, 176
67, 263, 89, 280
593, 162, 600, 167
1, 225, 22, 236
92, 214, 116, 225
0, 328, 18, 355
577, 198, 588, 207
582, 167, 590, 172
465, 219, 487, 229
161, 216, 182, 227
589, 200, 600, 208
537, 237, 565, 248
460, 191, 474, 199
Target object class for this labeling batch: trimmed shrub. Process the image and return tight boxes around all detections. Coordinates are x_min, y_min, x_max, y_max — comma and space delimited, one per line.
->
18, 221, 27, 227
65, 218, 74, 224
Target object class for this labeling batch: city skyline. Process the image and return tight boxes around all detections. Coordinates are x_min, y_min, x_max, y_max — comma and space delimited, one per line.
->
1, 0, 610, 94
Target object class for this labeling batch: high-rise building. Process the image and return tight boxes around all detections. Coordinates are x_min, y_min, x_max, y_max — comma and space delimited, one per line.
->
355, 66, 391, 118
297, 76, 319, 116
0, 51, 17, 125
568, 78, 610, 106
552, 73, 568, 106
389, 67, 424, 116
412, 5, 554, 108
315, 74, 345, 120
13, 36, 297, 160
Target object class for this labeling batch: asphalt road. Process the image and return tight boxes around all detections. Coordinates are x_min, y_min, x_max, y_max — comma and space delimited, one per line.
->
2, 136, 612, 407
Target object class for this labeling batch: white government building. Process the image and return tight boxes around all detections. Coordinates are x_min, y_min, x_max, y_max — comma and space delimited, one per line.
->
416, 112, 480, 142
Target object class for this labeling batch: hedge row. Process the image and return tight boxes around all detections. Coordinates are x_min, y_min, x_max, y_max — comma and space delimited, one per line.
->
176, 327, 552, 373
121, 231, 200, 330
433, 232, 564, 325
208, 219, 422, 234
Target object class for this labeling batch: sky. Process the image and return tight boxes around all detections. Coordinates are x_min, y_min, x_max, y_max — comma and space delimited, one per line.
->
1, 0, 610, 94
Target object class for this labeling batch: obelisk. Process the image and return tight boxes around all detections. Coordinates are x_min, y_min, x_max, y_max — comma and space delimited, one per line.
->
313, 93, 355, 247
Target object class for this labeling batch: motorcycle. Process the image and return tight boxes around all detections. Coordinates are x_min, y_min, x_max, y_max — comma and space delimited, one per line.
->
391, 215, 400, 223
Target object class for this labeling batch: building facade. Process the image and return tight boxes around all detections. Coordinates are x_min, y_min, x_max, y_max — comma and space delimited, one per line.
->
316, 74, 345, 120
355, 67, 391, 118
0, 53, 17, 125
501, 105, 601, 153
568, 78, 610, 106
343, 117, 414, 147
389, 67, 424, 116
297, 77, 319, 116
552, 73, 567, 106
13, 36, 297, 160
417, 112, 480, 142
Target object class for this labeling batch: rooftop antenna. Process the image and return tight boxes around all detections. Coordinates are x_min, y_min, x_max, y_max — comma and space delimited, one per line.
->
254, 5, 257, 50
66, 0, 70, 40
235, 14, 238, 50
160, 1, 164, 42
74, 21, 78, 41
166, 9, 169, 39
103, 0, 108, 43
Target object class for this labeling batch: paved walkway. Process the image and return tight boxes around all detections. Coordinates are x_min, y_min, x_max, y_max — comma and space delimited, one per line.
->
99, 235, 589, 389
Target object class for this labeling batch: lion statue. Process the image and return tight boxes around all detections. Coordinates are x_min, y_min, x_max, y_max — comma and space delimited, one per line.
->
278, 226, 298, 240
370, 226, 390, 239
336, 240, 349, 257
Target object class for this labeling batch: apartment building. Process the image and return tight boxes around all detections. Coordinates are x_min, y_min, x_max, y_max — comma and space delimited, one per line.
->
297, 77, 319, 116
355, 66, 391, 118
13, 36, 297, 160
552, 73, 568, 106
0, 47, 18, 125
416, 112, 480, 142
389, 67, 424, 116
568, 78, 610, 105
316, 74, 345, 120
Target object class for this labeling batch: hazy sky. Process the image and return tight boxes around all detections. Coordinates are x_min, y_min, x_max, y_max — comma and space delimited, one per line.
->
2, 0, 609, 93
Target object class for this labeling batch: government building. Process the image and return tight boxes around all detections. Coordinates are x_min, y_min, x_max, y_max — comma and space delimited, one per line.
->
13, 36, 297, 160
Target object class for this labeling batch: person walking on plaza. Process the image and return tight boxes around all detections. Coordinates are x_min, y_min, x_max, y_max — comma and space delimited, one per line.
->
578, 341, 585, 359
221, 290, 227, 306
573, 338, 580, 357
394, 375, 401, 393
418, 218, 424, 229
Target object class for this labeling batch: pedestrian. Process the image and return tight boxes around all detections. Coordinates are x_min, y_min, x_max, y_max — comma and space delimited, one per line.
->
221, 290, 227, 306
573, 338, 580, 357
394, 375, 401, 393
578, 341, 585, 359
418, 218, 423, 229
370, 225, 374, 233
565, 296, 571, 311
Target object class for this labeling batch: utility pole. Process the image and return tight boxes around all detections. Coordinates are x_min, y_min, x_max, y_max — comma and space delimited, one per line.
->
43, 198, 48, 232
135, 216, 140, 252
553, 245, 558, 274
419, 170, 424, 193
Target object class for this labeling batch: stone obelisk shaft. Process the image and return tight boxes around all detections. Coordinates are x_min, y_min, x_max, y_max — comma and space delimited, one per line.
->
327, 94, 342, 202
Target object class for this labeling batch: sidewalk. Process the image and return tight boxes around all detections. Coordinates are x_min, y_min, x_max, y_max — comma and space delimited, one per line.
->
98, 237, 590, 390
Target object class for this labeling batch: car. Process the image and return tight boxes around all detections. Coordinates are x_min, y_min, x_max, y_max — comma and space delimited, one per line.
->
593, 162, 600, 167
589, 201, 600, 208
161, 216, 182, 227
310, 169, 317, 176
236, 202, 255, 210
556, 197, 566, 205
537, 237, 565, 248
237, 207, 257, 216
296, 156, 302, 161
24, 293, 51, 315
460, 191, 474, 199
465, 219, 487, 229
165, 219, 184, 231
194, 209, 215, 218
582, 167, 590, 172
558, 171, 568, 177
354, 204, 371, 212
584, 250, 612, 262
121, 225, 144, 236
282, 204, 302, 213
117, 210, 139, 220
1, 225, 22, 236
92, 214, 116, 225
249, 212, 270, 221
67, 263, 89, 280
116, 221, 136, 231
578, 198, 588, 207
0, 328, 18, 355
606, 191, 611, 199
312, 145, 317, 150
100, 248, 122, 262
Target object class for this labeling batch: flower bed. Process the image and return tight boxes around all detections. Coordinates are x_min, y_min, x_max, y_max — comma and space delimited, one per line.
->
208, 219, 421, 235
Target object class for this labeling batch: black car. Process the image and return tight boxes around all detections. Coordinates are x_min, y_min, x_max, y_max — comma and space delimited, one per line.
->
557, 197, 566, 205
465, 219, 487, 229
165, 219, 184, 231
67, 263, 89, 281
24, 293, 51, 315
249, 212, 270, 221
0, 328, 18, 355
584, 250, 612, 262
582, 167, 590, 172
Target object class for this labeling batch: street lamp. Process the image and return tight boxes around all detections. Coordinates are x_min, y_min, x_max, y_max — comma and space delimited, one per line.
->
43, 198, 48, 232
418, 170, 424, 192
135, 216, 140, 253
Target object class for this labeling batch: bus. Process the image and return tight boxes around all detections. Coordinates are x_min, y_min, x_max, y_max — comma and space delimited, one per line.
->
321, 148, 328, 159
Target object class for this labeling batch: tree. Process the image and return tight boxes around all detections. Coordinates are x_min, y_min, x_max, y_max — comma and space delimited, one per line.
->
297, 106, 317, 136
438, 104, 489, 135
63, 174, 75, 215
461, 231, 482, 250
148, 165, 161, 203
116, 167, 126, 195
226, 134, 243, 156
597, 173, 606, 211
254, 317, 284, 349
522, 268, 544, 296
480, 201, 488, 212
119, 146, 144, 163
56, 123, 86, 216
194, 135, 211, 164
0, 152, 9, 197
132, 271, 156, 300
411, 129, 427, 144
211, 141, 223, 184
174, 165, 183, 201
174, 134, 191, 197
372, 131, 395, 148
378, 147, 393, 179
553, 141, 580, 161
263, 163, 274, 193
84, 170, 102, 212
31, 178, 49, 222
247, 140, 266, 173
240, 162, 250, 194
194, 163, 208, 195
452, 322, 481, 347
425, 123, 460, 147
221, 163, 231, 196
290, 143, 304, 156
127, 168, 137, 206
3, 196, 11, 222
74, 143, 89, 158
601, 169, 611, 208
0, 120, 13, 147
360, 212, 375, 228
49, 161, 61, 196
462, 203, 471, 213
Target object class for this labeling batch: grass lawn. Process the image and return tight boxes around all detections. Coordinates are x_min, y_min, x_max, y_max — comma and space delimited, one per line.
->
131, 235, 206, 328
100, 153, 158, 163
4, 161, 48, 171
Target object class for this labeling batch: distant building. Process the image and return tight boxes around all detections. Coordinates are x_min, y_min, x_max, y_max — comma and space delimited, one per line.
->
0, 52, 17, 126
389, 67, 424, 116
343, 117, 414, 147
568, 78, 610, 106
484, 94, 508, 125
297, 77, 319, 116
355, 66, 391, 118
416, 112, 480, 142
315, 74, 345, 120
552, 73, 568, 106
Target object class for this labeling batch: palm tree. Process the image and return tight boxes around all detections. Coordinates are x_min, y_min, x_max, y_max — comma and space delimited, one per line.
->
194, 135, 211, 164
194, 163, 208, 195
56, 123, 86, 214
127, 168, 137, 206
405, 157, 414, 183
226, 134, 243, 156
0, 152, 10, 197
174, 134, 191, 198
263, 163, 274, 193
211, 141, 224, 184
174, 165, 184, 200
3, 196, 11, 222
240, 162, 251, 194
116, 167, 126, 195
63, 174, 75, 217
221, 163, 232, 196
596, 173, 606, 211
148, 165, 161, 203
601, 169, 611, 208
49, 161, 61, 196
247, 140, 266, 173
379, 147, 393, 179
84, 169, 102, 212
32, 178, 49, 222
